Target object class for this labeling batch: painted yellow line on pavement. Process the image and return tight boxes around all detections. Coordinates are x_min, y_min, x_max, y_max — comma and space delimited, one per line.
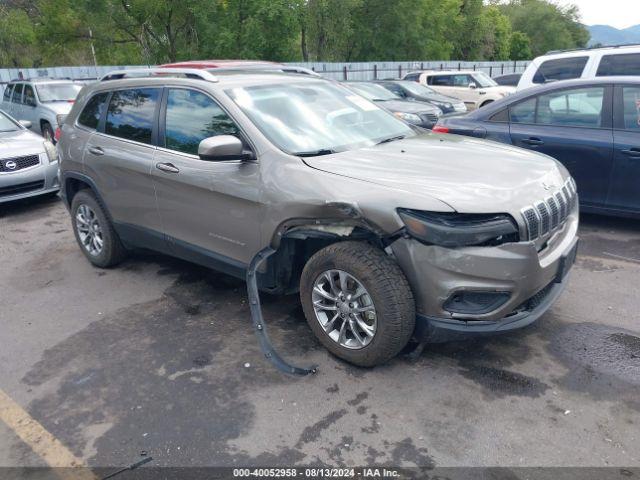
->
0, 388, 97, 479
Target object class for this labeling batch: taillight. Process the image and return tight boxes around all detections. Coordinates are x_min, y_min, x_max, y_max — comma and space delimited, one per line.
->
432, 125, 450, 134
54, 127, 62, 142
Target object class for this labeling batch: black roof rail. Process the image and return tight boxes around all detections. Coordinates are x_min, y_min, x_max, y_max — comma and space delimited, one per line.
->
546, 43, 640, 55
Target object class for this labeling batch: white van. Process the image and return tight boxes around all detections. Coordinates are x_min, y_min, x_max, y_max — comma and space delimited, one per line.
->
517, 44, 640, 91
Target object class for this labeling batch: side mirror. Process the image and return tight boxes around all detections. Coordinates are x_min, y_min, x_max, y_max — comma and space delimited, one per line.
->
18, 120, 32, 129
468, 83, 477, 90
198, 135, 247, 161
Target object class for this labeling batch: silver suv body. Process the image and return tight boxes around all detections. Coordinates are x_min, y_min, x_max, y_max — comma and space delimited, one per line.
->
58, 69, 578, 367
1, 79, 83, 142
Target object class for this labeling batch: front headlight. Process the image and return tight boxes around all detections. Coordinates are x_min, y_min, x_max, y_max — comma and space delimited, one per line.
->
397, 209, 519, 247
393, 112, 422, 125
43, 140, 58, 163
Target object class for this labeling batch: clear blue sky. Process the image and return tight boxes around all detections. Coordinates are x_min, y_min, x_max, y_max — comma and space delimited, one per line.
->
556, 0, 640, 29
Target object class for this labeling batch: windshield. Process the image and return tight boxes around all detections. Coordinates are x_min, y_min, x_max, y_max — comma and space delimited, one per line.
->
35, 83, 82, 102
398, 81, 437, 96
0, 111, 20, 132
472, 72, 498, 88
347, 83, 399, 101
227, 81, 414, 156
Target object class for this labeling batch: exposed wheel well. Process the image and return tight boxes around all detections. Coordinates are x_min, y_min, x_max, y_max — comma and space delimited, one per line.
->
263, 227, 390, 295
40, 119, 51, 130
480, 99, 495, 108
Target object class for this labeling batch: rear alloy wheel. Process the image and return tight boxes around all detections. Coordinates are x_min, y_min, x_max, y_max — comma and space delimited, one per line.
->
300, 241, 415, 367
71, 189, 127, 268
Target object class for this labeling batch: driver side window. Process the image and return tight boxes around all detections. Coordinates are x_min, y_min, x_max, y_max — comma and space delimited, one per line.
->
164, 89, 240, 156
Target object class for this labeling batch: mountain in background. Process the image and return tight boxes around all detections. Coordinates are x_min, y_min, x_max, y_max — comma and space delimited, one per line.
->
588, 24, 640, 46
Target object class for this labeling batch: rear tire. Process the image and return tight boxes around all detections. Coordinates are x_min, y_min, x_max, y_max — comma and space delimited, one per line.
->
300, 241, 415, 367
71, 189, 127, 268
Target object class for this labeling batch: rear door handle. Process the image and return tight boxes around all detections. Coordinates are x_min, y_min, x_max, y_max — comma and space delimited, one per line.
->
88, 146, 104, 156
521, 137, 544, 146
155, 162, 180, 173
621, 148, 640, 157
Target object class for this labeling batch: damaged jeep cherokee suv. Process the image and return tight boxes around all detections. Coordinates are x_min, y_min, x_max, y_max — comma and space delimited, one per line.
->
58, 68, 578, 368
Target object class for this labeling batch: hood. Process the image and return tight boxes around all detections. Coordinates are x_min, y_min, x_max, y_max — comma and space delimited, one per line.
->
413, 92, 463, 105
302, 133, 568, 215
480, 85, 516, 95
41, 101, 75, 115
0, 129, 45, 157
376, 99, 440, 114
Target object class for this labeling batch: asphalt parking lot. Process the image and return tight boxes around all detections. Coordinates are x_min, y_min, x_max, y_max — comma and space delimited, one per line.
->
1, 195, 639, 471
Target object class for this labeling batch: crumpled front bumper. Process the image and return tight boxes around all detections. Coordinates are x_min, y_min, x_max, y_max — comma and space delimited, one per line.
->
390, 210, 579, 342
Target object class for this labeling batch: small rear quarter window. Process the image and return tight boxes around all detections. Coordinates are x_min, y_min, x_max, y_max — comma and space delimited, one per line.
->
78, 92, 109, 130
489, 109, 509, 122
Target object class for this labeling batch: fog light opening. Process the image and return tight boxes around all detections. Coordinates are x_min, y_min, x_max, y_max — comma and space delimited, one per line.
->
444, 291, 511, 315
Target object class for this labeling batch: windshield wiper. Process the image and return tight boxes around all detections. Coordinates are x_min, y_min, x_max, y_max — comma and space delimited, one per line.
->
376, 135, 406, 145
295, 148, 336, 157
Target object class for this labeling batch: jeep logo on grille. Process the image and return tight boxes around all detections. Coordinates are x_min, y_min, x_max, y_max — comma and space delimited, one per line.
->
4, 160, 17, 170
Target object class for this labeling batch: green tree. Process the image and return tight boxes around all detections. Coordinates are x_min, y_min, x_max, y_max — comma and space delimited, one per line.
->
500, 0, 589, 57
480, 6, 512, 60
0, 5, 38, 67
509, 31, 532, 60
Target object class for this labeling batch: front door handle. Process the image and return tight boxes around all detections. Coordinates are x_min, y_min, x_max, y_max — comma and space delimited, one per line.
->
88, 146, 104, 156
155, 162, 180, 173
521, 137, 544, 146
621, 148, 640, 157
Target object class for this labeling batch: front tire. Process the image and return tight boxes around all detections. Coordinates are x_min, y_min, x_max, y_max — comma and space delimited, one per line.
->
41, 122, 55, 143
300, 241, 415, 367
71, 190, 127, 268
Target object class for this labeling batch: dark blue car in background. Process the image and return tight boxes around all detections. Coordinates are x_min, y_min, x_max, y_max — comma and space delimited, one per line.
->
435, 77, 640, 218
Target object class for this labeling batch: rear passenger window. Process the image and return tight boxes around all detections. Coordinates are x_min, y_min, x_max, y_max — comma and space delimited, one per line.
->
509, 98, 537, 124
12, 84, 23, 103
489, 109, 509, 122
429, 75, 452, 86
403, 73, 420, 82
105, 88, 160, 145
532, 57, 588, 84
597, 53, 640, 76
164, 89, 240, 155
621, 86, 640, 131
3, 85, 13, 101
78, 92, 109, 130
536, 87, 604, 128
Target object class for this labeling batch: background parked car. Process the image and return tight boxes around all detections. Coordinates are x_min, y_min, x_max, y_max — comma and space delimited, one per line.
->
434, 77, 640, 218
403, 70, 515, 110
344, 81, 442, 128
493, 73, 522, 87
373, 80, 467, 114
517, 44, 640, 91
0, 109, 59, 203
1, 79, 82, 143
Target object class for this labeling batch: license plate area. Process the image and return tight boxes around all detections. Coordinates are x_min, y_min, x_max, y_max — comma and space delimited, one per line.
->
555, 239, 578, 283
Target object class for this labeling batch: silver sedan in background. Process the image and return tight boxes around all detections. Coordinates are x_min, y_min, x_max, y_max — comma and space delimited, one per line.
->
0, 110, 59, 203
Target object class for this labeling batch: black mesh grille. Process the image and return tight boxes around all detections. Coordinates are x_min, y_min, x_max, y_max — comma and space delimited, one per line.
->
523, 207, 539, 240
547, 197, 559, 228
0, 180, 44, 197
420, 113, 439, 125
536, 202, 550, 235
556, 191, 567, 221
0, 154, 40, 172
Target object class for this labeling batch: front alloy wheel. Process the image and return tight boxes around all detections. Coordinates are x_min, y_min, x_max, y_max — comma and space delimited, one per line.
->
300, 241, 415, 367
312, 269, 377, 349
